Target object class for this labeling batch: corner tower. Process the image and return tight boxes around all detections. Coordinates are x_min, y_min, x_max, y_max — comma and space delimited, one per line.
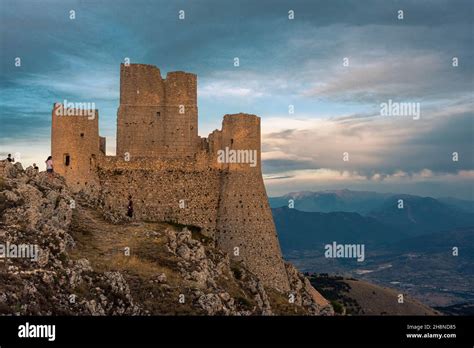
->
116, 64, 199, 159
211, 114, 291, 292
51, 103, 104, 191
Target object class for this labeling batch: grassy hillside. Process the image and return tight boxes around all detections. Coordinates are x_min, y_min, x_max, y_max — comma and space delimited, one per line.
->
309, 275, 439, 316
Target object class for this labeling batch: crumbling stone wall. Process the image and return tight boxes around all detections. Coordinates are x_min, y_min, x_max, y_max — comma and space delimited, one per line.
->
96, 157, 222, 236
216, 171, 290, 292
117, 64, 198, 159
51, 105, 103, 191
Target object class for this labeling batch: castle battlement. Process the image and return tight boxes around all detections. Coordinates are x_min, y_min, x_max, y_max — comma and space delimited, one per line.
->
51, 63, 290, 292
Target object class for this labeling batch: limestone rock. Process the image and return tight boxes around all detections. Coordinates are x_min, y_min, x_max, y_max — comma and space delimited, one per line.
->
285, 262, 334, 315
156, 273, 167, 283
0, 160, 332, 316
197, 293, 223, 315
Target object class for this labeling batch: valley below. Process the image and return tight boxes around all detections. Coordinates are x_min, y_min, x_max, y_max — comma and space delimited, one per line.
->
285, 248, 474, 312
271, 189, 474, 315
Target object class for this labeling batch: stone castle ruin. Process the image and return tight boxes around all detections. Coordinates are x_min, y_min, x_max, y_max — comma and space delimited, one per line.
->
51, 63, 290, 292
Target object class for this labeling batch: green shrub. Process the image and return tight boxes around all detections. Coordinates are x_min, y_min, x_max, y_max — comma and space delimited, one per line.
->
331, 300, 345, 314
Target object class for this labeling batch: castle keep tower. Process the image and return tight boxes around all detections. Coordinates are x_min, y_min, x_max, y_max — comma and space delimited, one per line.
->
51, 63, 290, 292
117, 64, 199, 159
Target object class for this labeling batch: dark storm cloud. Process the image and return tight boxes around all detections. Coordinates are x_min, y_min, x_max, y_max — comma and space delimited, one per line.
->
0, 0, 472, 198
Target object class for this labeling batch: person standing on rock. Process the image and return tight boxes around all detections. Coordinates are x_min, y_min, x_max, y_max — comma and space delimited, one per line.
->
127, 195, 134, 218
6, 154, 14, 162
45, 156, 54, 178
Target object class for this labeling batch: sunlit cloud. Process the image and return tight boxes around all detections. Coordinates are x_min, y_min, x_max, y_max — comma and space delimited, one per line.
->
1, 0, 472, 199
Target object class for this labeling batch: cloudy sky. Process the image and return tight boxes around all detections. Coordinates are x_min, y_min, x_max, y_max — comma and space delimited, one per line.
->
0, 0, 473, 198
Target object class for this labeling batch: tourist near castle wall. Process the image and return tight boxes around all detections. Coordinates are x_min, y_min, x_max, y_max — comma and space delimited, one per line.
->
51, 63, 290, 292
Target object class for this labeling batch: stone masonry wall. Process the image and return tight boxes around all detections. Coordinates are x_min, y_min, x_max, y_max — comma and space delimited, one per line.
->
51, 104, 101, 191
216, 171, 290, 292
96, 157, 221, 236
212, 114, 290, 292
117, 64, 198, 159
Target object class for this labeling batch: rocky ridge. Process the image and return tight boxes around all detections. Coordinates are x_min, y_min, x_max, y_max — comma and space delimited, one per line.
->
0, 160, 333, 316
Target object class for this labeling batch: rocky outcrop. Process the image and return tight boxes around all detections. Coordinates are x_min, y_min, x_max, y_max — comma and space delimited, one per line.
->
158, 226, 332, 315
285, 263, 334, 315
163, 226, 274, 315
0, 160, 332, 316
0, 161, 139, 315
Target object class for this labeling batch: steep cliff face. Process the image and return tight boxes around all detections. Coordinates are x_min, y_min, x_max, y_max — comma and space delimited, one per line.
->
0, 161, 333, 316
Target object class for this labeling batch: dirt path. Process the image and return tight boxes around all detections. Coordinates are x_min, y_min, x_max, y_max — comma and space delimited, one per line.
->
69, 204, 179, 280
67, 204, 204, 314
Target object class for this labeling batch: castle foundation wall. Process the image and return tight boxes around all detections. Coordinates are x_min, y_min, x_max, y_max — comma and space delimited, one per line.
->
96, 157, 221, 236
216, 171, 290, 292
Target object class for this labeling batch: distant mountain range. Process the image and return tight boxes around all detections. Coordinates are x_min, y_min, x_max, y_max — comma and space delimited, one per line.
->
437, 197, 474, 213
369, 194, 474, 237
269, 189, 474, 215
270, 189, 391, 214
271, 190, 474, 251
270, 189, 474, 309
272, 208, 402, 251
